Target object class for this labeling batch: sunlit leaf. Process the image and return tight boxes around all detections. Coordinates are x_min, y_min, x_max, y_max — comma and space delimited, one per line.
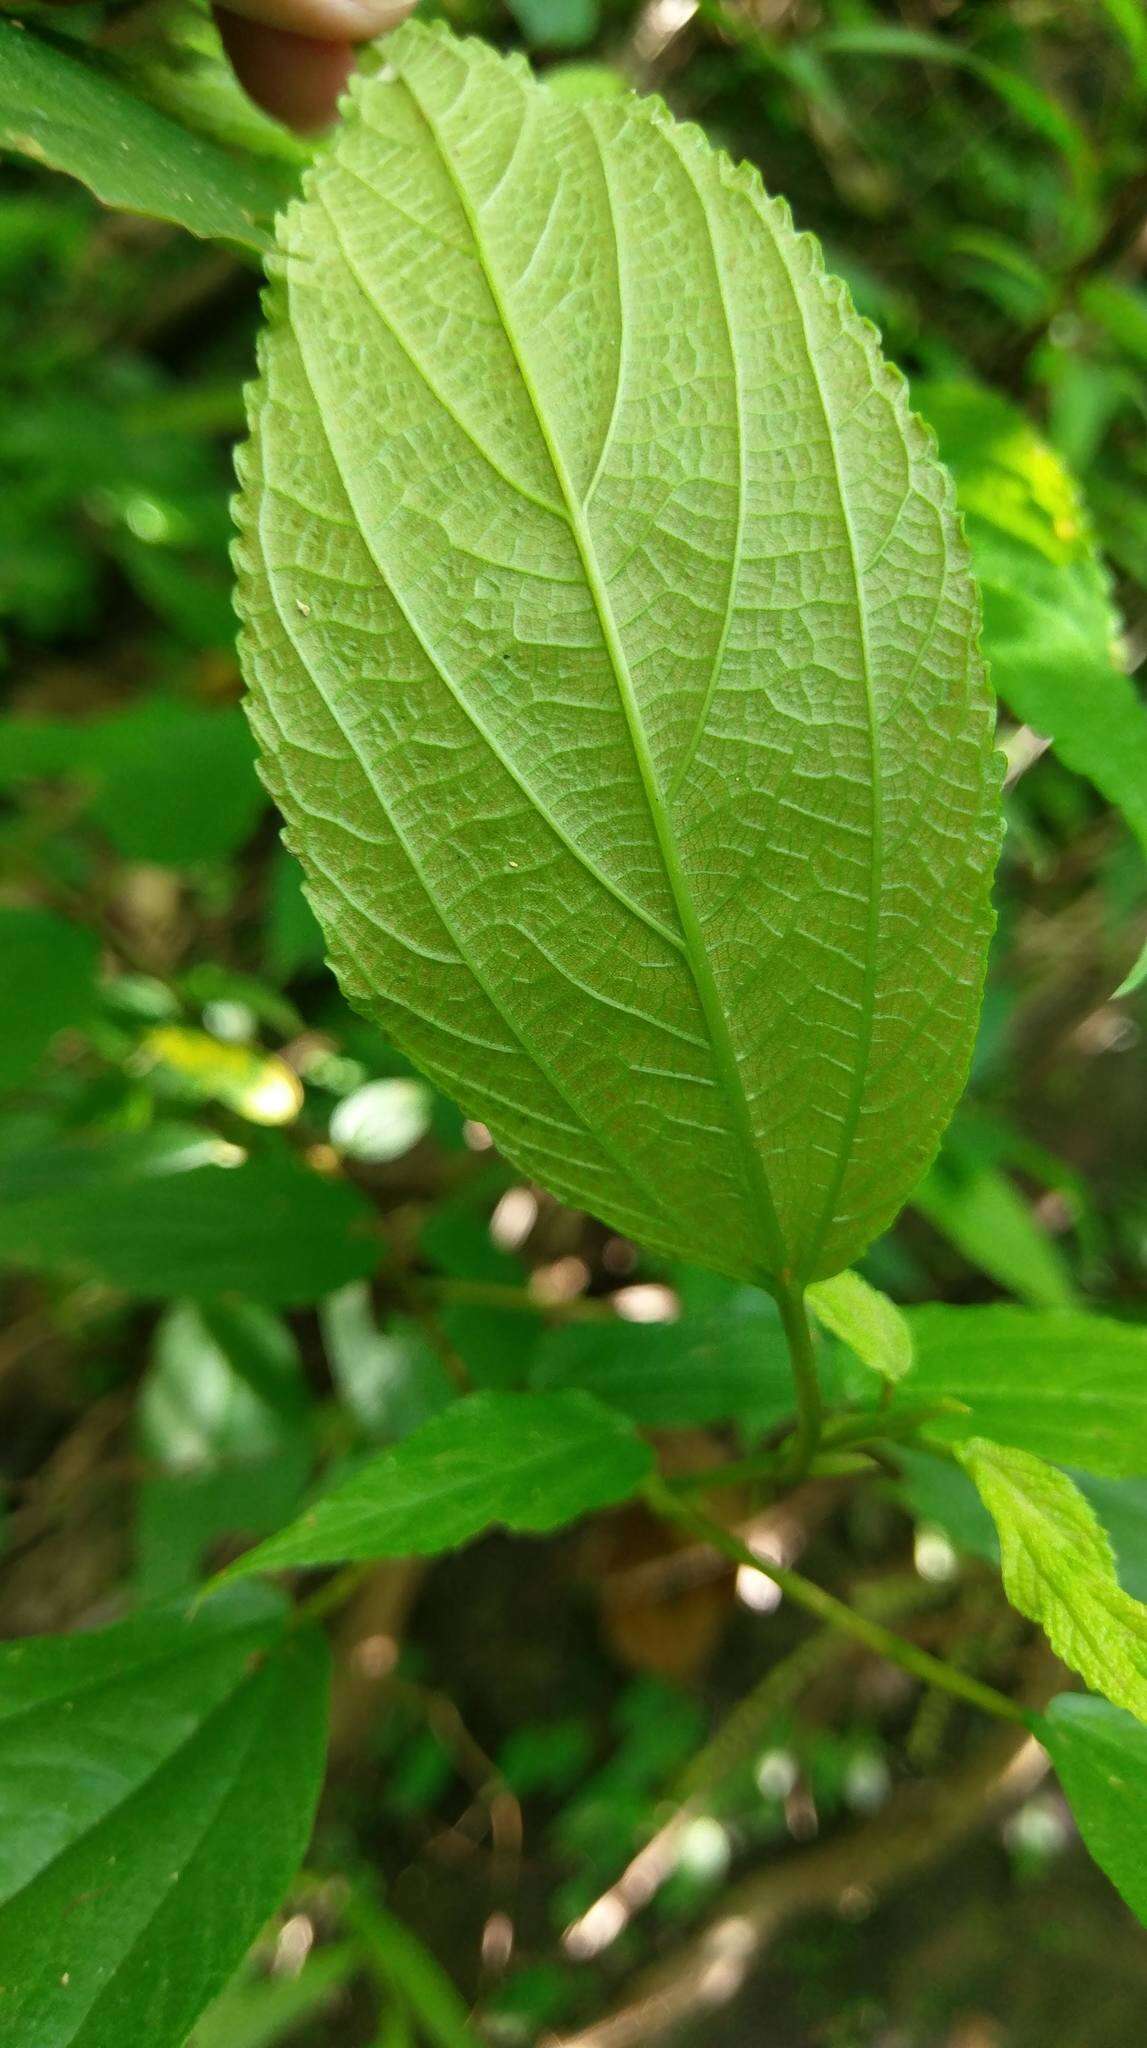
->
0, 1590, 329, 2048
960, 1438, 1147, 1722
806, 1267, 913, 1382
235, 21, 998, 1293
918, 380, 1147, 993
218, 1390, 653, 1578
137, 1026, 304, 1126
329, 1077, 433, 1162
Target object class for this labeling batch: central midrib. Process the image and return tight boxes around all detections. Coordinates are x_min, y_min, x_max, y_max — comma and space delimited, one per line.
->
398, 63, 788, 1283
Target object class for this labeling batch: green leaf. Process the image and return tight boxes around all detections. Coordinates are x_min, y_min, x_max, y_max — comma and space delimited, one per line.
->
806, 1268, 913, 1382
344, 1889, 481, 2048
959, 1438, 1147, 1722
532, 1295, 798, 1427
899, 1305, 1147, 1477
321, 1284, 455, 1438
508, 0, 601, 53
0, 21, 282, 250
0, 908, 98, 1093
913, 1151, 1076, 1308
918, 380, 1147, 970
0, 1128, 378, 1306
1041, 1695, 1147, 1927
4, 700, 266, 866
235, 20, 999, 1293
218, 1390, 653, 1578
0, 1590, 329, 2048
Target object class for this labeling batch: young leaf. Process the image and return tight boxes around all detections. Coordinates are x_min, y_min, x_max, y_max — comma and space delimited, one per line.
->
1041, 1695, 1147, 1927
900, 1305, 1147, 1477
0, 21, 284, 250
806, 1268, 913, 1382
0, 1590, 330, 2048
0, 1127, 378, 1306
235, 20, 999, 1293
959, 1439, 1147, 1722
218, 1390, 653, 1579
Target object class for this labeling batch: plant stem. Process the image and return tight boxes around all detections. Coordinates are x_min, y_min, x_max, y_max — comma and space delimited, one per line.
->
776, 1284, 823, 1476
643, 1476, 1027, 1725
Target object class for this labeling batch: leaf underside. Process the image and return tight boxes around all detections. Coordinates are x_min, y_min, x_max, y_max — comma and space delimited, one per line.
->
235, 21, 999, 1288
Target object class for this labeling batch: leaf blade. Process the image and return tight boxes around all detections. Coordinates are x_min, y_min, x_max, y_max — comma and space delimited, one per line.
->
0, 1594, 329, 2048
218, 1389, 653, 1578
235, 21, 998, 1289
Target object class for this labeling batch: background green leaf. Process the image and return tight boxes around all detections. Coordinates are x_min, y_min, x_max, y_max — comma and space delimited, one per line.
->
219, 1389, 653, 1578
0, 21, 284, 249
960, 1438, 1147, 1721
0, 1590, 329, 2048
1041, 1694, 1147, 1928
0, 1127, 378, 1305
0, 907, 98, 1092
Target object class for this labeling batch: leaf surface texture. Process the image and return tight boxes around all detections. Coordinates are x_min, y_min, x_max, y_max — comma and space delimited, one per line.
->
236, 22, 998, 1284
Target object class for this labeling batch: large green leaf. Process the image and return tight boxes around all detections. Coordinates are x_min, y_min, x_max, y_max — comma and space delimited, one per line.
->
219, 1390, 653, 1579
0, 1127, 378, 1306
0, 21, 282, 250
0, 1590, 329, 2048
235, 20, 998, 1292
1041, 1695, 1147, 1927
960, 1439, 1147, 1722
900, 1305, 1147, 1477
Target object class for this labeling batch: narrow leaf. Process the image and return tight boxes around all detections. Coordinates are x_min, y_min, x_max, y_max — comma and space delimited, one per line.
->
806, 1268, 913, 1382
218, 1390, 653, 1579
0, 21, 283, 249
900, 1305, 1147, 1477
959, 1438, 1147, 1723
1041, 1694, 1147, 1927
0, 1591, 330, 2048
235, 20, 999, 1292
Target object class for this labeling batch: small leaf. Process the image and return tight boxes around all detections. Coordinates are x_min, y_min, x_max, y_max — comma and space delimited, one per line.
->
218, 1390, 653, 1578
0, 907, 98, 1093
0, 1128, 378, 1306
532, 1295, 798, 1426
0, 1590, 329, 2048
1041, 1694, 1147, 1927
235, 20, 999, 1293
806, 1268, 913, 1382
899, 1305, 1147, 1477
959, 1438, 1147, 1723
0, 21, 284, 249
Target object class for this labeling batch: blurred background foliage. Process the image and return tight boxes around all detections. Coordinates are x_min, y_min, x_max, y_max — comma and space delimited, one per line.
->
1, 0, 1146, 2042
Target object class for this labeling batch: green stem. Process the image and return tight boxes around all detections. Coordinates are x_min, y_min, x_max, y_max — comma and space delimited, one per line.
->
776, 1284, 823, 1477
644, 1476, 1026, 1725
